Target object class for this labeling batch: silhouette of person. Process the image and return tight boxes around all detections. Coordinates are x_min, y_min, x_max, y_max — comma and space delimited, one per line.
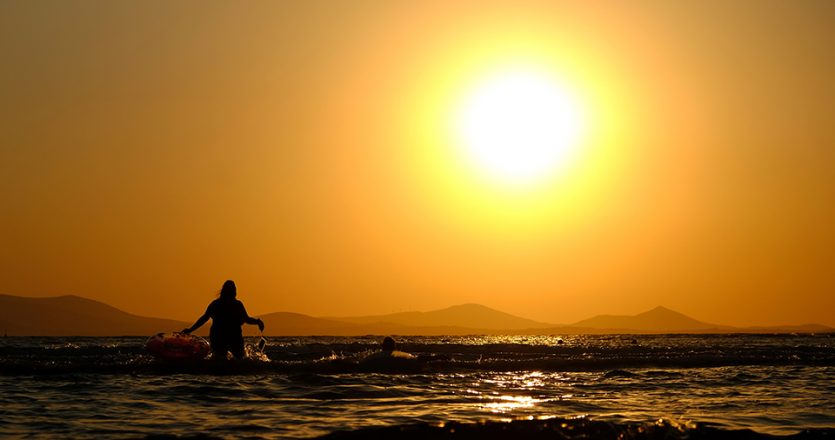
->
357, 336, 420, 372
381, 336, 396, 353
182, 280, 264, 360
373, 336, 414, 359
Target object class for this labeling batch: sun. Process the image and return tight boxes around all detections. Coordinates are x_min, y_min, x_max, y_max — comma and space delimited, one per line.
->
453, 68, 586, 185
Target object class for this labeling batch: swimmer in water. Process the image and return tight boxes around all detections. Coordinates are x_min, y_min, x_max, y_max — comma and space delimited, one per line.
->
182, 280, 264, 360
381, 336, 396, 353
369, 336, 415, 359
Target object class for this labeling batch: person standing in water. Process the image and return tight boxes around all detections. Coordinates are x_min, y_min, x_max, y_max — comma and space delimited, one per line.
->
182, 280, 264, 360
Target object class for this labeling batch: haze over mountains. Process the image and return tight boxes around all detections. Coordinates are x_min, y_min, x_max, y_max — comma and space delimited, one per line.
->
329, 304, 553, 330
1, 294, 831, 336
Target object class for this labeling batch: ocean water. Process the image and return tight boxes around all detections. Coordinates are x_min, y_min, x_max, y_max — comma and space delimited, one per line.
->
1, 334, 833, 438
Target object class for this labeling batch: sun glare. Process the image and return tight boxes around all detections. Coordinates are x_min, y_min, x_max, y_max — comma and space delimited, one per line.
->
453, 69, 586, 185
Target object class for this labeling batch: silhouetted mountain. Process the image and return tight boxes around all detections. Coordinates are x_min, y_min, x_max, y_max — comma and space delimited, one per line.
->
251, 313, 500, 336
247, 316, 502, 337
2, 295, 831, 336
249, 312, 359, 336
330, 303, 554, 330
569, 306, 724, 332
0, 294, 188, 336
0, 295, 515, 336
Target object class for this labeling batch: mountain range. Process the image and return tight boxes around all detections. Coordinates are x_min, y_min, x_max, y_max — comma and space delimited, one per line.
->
0, 294, 831, 336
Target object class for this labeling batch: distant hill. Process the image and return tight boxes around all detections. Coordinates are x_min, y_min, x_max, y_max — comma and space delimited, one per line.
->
2, 295, 831, 336
0, 294, 509, 336
569, 306, 726, 332
0, 294, 189, 336
330, 303, 555, 330
253, 311, 505, 336
251, 312, 359, 336
0, 294, 510, 336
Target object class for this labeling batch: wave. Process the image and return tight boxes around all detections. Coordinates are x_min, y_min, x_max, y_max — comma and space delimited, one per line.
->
312, 417, 835, 440
2, 334, 833, 375
2, 352, 834, 376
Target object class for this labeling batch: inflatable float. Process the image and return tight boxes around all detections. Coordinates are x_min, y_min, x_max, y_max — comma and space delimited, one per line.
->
145, 332, 211, 361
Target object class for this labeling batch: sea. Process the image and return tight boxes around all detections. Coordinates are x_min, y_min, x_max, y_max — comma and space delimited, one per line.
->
1, 334, 834, 439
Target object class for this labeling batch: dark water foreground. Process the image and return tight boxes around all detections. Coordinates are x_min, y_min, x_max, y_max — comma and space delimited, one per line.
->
1, 334, 833, 438
318, 418, 835, 440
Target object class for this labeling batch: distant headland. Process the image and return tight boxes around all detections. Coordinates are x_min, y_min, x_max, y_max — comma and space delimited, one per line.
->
0, 294, 831, 336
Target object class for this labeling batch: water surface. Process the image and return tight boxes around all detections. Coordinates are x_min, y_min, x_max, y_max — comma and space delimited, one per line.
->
1, 334, 833, 438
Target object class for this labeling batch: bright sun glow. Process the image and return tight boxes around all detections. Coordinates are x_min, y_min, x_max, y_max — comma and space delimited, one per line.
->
454, 69, 586, 185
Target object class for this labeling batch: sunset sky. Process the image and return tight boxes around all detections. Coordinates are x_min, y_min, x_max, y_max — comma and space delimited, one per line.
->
2, 1, 834, 327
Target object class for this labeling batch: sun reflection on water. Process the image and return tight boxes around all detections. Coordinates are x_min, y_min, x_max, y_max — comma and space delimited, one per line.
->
470, 371, 571, 414
483, 394, 540, 413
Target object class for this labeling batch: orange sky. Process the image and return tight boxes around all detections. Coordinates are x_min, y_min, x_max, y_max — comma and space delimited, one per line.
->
1, 1, 834, 326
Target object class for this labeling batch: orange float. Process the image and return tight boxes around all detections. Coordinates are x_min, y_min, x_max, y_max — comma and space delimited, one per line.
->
145, 332, 210, 361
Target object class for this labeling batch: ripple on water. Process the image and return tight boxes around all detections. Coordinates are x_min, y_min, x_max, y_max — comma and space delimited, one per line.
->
1, 336, 834, 438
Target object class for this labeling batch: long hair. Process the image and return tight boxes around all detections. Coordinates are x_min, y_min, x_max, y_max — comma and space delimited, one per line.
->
219, 280, 237, 300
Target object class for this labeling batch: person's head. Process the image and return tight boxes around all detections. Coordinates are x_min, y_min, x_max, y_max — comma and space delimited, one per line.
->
219, 280, 237, 300
381, 336, 396, 352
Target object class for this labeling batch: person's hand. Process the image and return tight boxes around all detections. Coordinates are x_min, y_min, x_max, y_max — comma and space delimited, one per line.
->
257, 319, 265, 332
181, 328, 192, 335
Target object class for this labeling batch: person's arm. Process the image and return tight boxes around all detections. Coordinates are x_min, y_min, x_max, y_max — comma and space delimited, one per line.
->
182, 304, 212, 334
242, 303, 265, 332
